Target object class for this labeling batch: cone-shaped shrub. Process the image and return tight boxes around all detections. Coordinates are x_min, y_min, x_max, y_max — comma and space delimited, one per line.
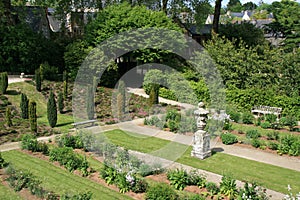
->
20, 93, 29, 119
58, 91, 64, 114
5, 106, 12, 127
117, 93, 124, 120
0, 72, 8, 94
63, 70, 68, 100
47, 91, 57, 128
148, 84, 159, 106
35, 68, 42, 92
117, 80, 126, 113
29, 101, 37, 132
86, 86, 94, 120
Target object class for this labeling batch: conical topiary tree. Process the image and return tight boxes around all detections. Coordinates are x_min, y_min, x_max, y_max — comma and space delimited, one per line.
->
47, 91, 57, 128
0, 72, 8, 94
148, 84, 159, 106
20, 93, 29, 119
58, 91, 64, 114
29, 101, 37, 133
5, 106, 12, 127
35, 68, 42, 92
117, 80, 126, 113
86, 86, 94, 120
63, 70, 68, 100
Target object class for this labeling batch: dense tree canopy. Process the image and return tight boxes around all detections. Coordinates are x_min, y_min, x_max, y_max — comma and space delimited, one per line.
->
267, 0, 300, 51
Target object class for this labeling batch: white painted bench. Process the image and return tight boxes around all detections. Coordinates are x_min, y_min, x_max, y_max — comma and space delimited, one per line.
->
72, 120, 97, 128
251, 105, 282, 119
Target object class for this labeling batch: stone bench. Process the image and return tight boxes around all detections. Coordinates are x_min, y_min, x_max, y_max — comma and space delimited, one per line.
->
72, 119, 97, 129
251, 105, 282, 119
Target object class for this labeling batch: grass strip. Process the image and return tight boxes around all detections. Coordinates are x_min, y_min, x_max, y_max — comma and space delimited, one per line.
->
0, 183, 24, 200
6, 82, 74, 132
103, 129, 300, 194
2, 150, 132, 200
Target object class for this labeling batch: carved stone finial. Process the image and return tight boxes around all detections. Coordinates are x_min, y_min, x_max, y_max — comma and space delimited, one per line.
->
194, 102, 209, 130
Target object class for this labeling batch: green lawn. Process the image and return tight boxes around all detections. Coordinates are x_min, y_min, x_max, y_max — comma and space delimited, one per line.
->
7, 82, 74, 132
2, 150, 132, 200
0, 183, 24, 200
103, 129, 300, 194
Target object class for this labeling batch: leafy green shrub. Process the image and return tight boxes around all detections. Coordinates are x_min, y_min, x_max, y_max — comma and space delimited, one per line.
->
100, 163, 118, 185
47, 91, 57, 128
221, 133, 238, 145
49, 147, 89, 174
251, 139, 261, 148
21, 134, 38, 151
227, 109, 241, 123
223, 119, 233, 130
0, 153, 8, 169
143, 69, 165, 94
237, 182, 267, 200
220, 175, 238, 199
205, 182, 219, 196
271, 122, 282, 130
20, 93, 29, 119
159, 87, 177, 101
166, 109, 180, 121
289, 140, 300, 156
266, 131, 279, 140
61, 191, 93, 200
116, 173, 131, 193
131, 178, 148, 193
278, 135, 299, 155
145, 183, 178, 200
284, 116, 297, 131
246, 130, 261, 139
188, 170, 206, 188
267, 142, 278, 150
138, 164, 154, 177
0, 72, 8, 94
265, 114, 277, 123
242, 112, 254, 124
57, 134, 84, 149
167, 169, 190, 190
260, 121, 271, 129
63, 70, 68, 100
178, 115, 197, 133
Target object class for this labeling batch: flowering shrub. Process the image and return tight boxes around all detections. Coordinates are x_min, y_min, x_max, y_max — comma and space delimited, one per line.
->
284, 185, 300, 200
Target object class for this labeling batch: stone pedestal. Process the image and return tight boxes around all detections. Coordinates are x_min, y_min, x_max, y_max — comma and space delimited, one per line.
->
191, 102, 211, 160
191, 130, 211, 159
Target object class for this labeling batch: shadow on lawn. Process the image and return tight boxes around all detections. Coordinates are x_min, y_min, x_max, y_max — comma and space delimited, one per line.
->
6, 90, 20, 95
56, 122, 74, 127
211, 147, 224, 155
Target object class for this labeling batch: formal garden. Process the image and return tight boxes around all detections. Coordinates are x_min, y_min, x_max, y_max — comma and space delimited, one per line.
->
1, 0, 300, 199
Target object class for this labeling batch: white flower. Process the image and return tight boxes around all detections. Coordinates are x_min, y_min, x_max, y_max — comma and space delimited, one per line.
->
288, 184, 292, 191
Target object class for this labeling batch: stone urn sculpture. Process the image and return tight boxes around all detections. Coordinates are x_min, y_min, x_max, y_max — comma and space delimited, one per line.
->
191, 102, 211, 159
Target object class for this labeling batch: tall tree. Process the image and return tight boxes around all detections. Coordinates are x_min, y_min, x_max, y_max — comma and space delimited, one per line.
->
226, 0, 242, 12
212, 0, 222, 34
243, 2, 257, 10
268, 0, 300, 51
47, 91, 57, 128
